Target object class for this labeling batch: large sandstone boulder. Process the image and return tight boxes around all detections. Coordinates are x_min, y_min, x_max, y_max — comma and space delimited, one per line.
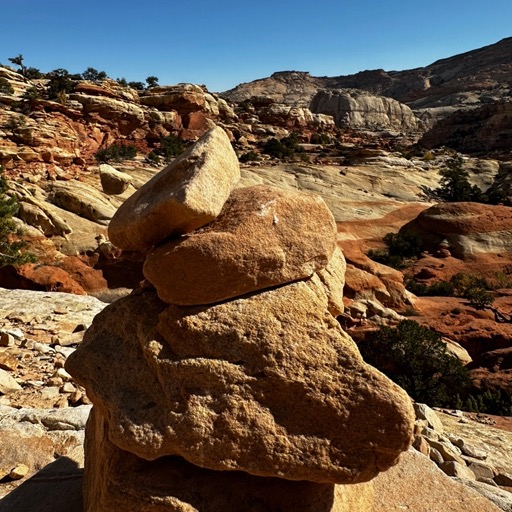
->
66, 286, 414, 484
143, 185, 337, 305
83, 407, 373, 512
108, 126, 240, 251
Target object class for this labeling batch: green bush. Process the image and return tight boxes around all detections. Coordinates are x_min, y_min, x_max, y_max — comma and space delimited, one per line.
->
405, 279, 454, 297
358, 320, 470, 407
82, 67, 107, 82
0, 78, 14, 95
46, 69, 76, 100
428, 156, 484, 202
0, 167, 36, 267
310, 133, 331, 145
128, 81, 145, 91
154, 135, 184, 162
367, 231, 422, 269
95, 143, 137, 163
261, 132, 304, 160
239, 151, 259, 163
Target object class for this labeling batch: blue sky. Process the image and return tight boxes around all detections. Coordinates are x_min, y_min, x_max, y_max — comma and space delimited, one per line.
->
1, 0, 511, 92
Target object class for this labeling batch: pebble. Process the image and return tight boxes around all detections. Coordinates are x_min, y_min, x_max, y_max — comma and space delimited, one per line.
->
53, 368, 73, 382
9, 464, 29, 480
0, 332, 15, 347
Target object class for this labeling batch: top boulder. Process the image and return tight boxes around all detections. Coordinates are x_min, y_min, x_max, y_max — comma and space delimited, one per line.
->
108, 126, 240, 251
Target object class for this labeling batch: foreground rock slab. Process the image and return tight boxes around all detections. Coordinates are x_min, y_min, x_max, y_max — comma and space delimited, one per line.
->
108, 126, 240, 251
66, 287, 414, 483
143, 185, 337, 305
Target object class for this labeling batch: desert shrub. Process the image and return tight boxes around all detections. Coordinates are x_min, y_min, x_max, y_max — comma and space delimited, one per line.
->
406, 279, 454, 297
261, 132, 304, 160
46, 69, 76, 100
464, 287, 494, 309
24, 67, 43, 79
465, 389, 512, 416
239, 151, 259, 163
128, 81, 145, 91
449, 272, 492, 298
153, 135, 184, 162
0, 167, 36, 267
0, 78, 14, 95
422, 150, 435, 162
310, 133, 331, 145
146, 151, 162, 166
82, 67, 107, 82
95, 143, 137, 163
358, 320, 470, 407
427, 156, 484, 202
367, 231, 423, 269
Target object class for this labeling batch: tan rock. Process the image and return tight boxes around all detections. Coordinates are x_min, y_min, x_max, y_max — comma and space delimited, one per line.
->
83, 407, 374, 512
143, 185, 337, 305
50, 181, 117, 225
108, 126, 240, 251
0, 368, 22, 394
66, 286, 414, 484
307, 246, 346, 316
99, 164, 132, 195
371, 449, 501, 511
9, 463, 29, 480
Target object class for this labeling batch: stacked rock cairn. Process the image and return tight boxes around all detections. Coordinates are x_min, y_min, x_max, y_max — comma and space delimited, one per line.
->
66, 126, 415, 511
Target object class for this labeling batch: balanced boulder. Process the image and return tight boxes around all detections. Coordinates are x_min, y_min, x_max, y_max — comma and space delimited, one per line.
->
143, 185, 337, 305
108, 126, 240, 251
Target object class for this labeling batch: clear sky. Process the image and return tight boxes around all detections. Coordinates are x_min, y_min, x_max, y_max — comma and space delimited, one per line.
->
1, 0, 511, 93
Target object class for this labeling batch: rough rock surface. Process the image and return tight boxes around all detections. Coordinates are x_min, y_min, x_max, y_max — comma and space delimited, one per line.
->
66, 286, 414, 484
108, 126, 240, 251
143, 185, 337, 305
83, 407, 373, 512
0, 405, 90, 485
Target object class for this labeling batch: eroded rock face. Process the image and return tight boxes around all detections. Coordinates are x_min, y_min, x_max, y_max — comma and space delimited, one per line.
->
66, 285, 414, 484
108, 126, 240, 251
143, 185, 337, 305
310, 89, 422, 134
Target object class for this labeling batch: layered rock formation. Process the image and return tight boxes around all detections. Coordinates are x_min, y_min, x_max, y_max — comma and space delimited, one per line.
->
403, 202, 512, 259
310, 89, 423, 135
66, 127, 415, 510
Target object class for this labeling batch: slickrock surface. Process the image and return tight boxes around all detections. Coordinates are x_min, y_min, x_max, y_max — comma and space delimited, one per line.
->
371, 449, 501, 512
108, 126, 240, 251
66, 285, 414, 483
143, 185, 337, 305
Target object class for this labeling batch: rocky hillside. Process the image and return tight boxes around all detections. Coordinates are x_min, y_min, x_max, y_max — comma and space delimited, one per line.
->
223, 37, 512, 154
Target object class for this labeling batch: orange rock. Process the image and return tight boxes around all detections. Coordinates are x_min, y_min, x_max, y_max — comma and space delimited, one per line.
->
144, 185, 337, 305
